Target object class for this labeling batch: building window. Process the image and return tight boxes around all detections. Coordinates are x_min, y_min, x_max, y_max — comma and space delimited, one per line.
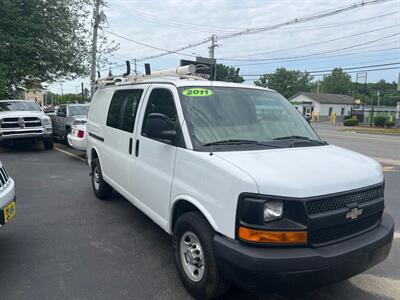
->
341, 107, 345, 115
328, 107, 333, 116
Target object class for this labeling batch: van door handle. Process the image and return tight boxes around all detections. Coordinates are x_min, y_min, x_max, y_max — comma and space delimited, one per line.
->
129, 138, 133, 155
135, 139, 139, 157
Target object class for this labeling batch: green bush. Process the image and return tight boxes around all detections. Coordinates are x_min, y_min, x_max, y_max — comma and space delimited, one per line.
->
344, 118, 359, 126
384, 121, 395, 128
343, 115, 353, 120
373, 116, 387, 127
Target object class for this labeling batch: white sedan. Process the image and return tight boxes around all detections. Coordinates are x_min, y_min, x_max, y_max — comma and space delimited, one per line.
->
67, 124, 87, 151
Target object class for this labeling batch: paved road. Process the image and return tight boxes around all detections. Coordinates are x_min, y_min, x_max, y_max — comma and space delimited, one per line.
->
0, 136, 398, 300
312, 122, 400, 164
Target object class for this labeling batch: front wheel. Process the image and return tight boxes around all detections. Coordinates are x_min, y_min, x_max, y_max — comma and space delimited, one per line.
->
91, 158, 113, 199
43, 139, 54, 150
173, 211, 230, 299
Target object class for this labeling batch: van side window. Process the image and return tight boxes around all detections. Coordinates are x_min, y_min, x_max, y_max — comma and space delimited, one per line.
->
107, 90, 143, 132
141, 88, 178, 136
120, 90, 143, 132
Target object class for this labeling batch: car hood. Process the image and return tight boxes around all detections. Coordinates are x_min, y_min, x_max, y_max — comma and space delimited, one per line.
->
215, 145, 383, 198
0, 110, 45, 118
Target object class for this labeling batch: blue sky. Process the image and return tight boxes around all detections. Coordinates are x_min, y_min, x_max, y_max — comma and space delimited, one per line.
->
49, 0, 400, 94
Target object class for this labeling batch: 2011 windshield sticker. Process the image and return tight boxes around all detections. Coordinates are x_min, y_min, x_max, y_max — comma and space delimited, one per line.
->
182, 88, 214, 97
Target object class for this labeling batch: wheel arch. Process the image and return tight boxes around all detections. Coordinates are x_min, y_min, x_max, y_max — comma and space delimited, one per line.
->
89, 146, 102, 168
169, 196, 219, 234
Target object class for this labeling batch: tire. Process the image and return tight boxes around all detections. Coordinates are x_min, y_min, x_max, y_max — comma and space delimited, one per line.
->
173, 211, 230, 299
43, 139, 54, 150
91, 158, 113, 199
64, 127, 71, 145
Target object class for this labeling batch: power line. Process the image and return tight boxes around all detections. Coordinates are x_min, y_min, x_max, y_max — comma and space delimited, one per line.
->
107, 4, 241, 34
262, 11, 399, 31
220, 24, 399, 60
221, 32, 400, 63
231, 46, 400, 67
305, 66, 400, 76
218, 0, 394, 41
241, 62, 400, 77
101, 29, 197, 58
108, 3, 243, 32
104, 0, 394, 63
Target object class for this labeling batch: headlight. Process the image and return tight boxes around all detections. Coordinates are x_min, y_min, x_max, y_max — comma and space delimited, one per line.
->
42, 117, 51, 125
263, 201, 283, 222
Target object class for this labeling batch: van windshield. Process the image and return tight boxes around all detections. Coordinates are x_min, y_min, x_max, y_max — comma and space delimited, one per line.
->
0, 101, 41, 112
179, 86, 322, 150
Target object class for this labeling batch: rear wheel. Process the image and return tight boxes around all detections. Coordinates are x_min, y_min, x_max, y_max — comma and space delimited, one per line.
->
91, 158, 112, 199
173, 211, 230, 299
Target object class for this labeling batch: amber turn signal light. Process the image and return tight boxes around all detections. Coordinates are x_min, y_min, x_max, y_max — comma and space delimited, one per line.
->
239, 227, 308, 244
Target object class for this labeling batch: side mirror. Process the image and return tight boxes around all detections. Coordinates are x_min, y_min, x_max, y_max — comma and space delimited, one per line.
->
144, 113, 176, 142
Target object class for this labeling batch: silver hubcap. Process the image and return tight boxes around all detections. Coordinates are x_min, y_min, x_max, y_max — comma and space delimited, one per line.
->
93, 166, 100, 191
179, 231, 205, 282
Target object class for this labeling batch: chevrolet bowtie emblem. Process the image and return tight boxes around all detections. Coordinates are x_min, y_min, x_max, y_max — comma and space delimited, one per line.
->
346, 207, 363, 220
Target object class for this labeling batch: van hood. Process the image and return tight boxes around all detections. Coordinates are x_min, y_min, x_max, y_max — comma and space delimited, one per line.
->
215, 145, 383, 198
0, 110, 45, 118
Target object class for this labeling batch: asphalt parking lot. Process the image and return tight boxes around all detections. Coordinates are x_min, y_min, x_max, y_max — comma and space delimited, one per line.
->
0, 124, 398, 300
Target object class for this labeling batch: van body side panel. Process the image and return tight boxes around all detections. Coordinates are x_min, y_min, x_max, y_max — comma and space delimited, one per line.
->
170, 148, 258, 239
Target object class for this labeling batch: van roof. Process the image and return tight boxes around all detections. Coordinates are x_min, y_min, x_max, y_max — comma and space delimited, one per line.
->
103, 78, 274, 92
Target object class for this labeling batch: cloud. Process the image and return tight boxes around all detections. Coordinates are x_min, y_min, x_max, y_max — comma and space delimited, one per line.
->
49, 0, 399, 93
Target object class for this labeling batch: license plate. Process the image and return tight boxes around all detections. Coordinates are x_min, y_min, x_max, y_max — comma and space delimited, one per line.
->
3, 201, 16, 224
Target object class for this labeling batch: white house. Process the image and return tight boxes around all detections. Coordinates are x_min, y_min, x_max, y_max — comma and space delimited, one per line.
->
289, 92, 354, 121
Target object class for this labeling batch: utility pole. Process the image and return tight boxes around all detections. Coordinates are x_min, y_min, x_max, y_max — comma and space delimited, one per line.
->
81, 82, 84, 97
90, 0, 101, 98
59, 82, 64, 105
208, 34, 218, 80
208, 34, 218, 59
134, 58, 137, 75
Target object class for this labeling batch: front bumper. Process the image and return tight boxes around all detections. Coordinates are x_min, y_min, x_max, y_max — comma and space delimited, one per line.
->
0, 127, 52, 143
214, 213, 394, 291
0, 178, 16, 226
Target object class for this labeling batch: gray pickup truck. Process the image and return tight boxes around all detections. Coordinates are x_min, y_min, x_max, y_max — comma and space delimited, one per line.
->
51, 104, 89, 140
0, 100, 53, 149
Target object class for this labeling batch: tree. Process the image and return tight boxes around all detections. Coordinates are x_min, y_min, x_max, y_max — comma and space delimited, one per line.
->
319, 68, 352, 94
215, 64, 245, 83
0, 0, 117, 98
254, 68, 313, 98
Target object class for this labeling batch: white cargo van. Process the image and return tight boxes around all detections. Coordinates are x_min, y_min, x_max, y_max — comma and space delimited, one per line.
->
87, 67, 393, 299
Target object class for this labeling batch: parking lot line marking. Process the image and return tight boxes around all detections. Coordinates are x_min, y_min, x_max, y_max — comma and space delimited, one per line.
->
54, 147, 86, 162
350, 274, 400, 299
373, 157, 400, 166
383, 166, 399, 173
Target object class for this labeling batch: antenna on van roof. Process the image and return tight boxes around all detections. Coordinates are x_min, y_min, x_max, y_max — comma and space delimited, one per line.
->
123, 60, 130, 77
144, 63, 151, 75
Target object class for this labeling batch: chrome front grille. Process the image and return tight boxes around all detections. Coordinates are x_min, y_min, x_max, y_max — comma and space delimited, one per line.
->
0, 165, 10, 189
0, 117, 42, 129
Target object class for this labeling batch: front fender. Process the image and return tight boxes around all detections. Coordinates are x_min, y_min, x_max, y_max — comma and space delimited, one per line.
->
168, 195, 219, 234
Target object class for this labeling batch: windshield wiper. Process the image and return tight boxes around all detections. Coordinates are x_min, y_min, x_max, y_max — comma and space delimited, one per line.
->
203, 139, 282, 148
273, 135, 326, 145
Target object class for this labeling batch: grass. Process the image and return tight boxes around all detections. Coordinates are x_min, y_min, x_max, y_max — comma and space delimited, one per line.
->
341, 127, 400, 135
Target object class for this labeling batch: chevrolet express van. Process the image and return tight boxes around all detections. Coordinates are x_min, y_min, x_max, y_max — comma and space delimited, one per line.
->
87, 76, 394, 299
